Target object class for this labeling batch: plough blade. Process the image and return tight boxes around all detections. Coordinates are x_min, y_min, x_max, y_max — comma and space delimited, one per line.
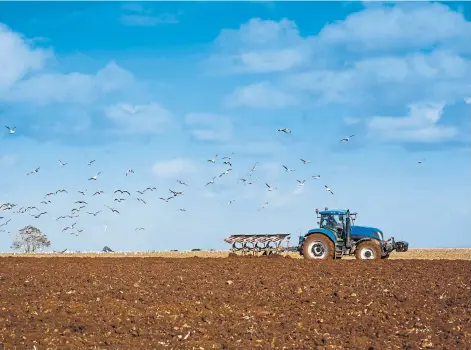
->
224, 234, 292, 256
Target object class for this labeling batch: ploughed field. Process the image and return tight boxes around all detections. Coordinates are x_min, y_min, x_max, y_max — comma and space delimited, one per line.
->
0, 257, 470, 349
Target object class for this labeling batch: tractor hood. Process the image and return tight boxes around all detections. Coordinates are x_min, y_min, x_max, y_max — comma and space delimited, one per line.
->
350, 226, 382, 240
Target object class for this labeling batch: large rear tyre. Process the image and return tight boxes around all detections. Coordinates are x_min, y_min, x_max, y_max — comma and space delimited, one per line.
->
355, 241, 382, 260
302, 234, 335, 260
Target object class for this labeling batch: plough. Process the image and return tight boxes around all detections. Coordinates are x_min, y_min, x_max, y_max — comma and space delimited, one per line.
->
224, 234, 296, 256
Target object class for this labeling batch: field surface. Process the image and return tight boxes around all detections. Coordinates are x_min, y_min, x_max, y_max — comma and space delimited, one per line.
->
1, 248, 471, 259
1, 255, 470, 349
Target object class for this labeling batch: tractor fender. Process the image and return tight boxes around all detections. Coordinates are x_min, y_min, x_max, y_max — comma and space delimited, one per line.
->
305, 228, 337, 244
353, 237, 382, 250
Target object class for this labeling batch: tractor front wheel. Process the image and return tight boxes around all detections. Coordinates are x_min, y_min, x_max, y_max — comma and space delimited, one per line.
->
355, 241, 381, 260
302, 234, 335, 260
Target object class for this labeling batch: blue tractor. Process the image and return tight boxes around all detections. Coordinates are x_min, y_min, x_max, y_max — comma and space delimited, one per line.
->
298, 208, 409, 260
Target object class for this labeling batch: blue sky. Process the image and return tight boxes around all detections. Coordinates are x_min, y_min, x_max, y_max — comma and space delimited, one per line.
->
0, 1, 470, 252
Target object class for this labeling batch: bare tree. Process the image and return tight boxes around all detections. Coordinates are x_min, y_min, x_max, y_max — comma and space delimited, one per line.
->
11, 225, 51, 253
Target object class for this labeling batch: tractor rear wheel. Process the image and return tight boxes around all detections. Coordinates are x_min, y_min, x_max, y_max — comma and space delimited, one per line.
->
355, 241, 381, 260
302, 234, 335, 260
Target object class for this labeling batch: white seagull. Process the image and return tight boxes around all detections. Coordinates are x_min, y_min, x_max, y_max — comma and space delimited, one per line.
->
88, 172, 101, 180
418, 159, 425, 164
207, 154, 218, 163
126, 169, 134, 176
325, 185, 334, 195
59, 160, 68, 167
27, 167, 40, 175
340, 134, 355, 142
312, 175, 321, 180
5, 126, 15, 134
205, 176, 217, 186
282, 165, 295, 172
297, 180, 305, 186
300, 159, 311, 164
265, 183, 276, 191
277, 128, 291, 133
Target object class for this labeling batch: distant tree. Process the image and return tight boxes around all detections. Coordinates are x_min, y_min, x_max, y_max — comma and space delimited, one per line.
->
11, 225, 51, 253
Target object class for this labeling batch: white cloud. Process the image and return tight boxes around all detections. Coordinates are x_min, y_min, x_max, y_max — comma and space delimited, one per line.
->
343, 116, 360, 125
0, 23, 52, 93
283, 51, 471, 106
120, 4, 180, 26
5, 61, 135, 105
184, 113, 233, 141
152, 158, 198, 179
104, 102, 173, 134
207, 18, 311, 74
465, 97, 471, 105
225, 82, 298, 108
367, 102, 458, 143
316, 3, 471, 54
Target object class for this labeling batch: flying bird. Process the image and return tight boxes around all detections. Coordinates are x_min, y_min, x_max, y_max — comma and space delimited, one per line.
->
114, 189, 130, 196
207, 154, 218, 163
169, 189, 183, 196
59, 160, 67, 167
205, 176, 217, 186
31, 212, 47, 219
177, 180, 188, 186
277, 128, 291, 133
0, 219, 11, 227
126, 169, 134, 176
137, 198, 146, 204
297, 180, 305, 186
257, 202, 269, 211
312, 175, 321, 180
222, 152, 234, 160
93, 191, 104, 196
265, 183, 276, 191
418, 159, 425, 164
282, 165, 295, 172
219, 168, 232, 177
325, 185, 334, 195
88, 172, 101, 180
5, 126, 15, 134
340, 134, 355, 142
300, 159, 311, 164
105, 205, 120, 214
87, 160, 96, 165
27, 167, 40, 175
87, 210, 102, 216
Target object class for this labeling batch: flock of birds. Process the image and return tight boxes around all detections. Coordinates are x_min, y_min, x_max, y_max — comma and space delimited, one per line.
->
0, 125, 426, 247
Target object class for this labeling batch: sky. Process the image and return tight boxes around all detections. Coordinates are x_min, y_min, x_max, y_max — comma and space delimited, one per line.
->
0, 1, 470, 252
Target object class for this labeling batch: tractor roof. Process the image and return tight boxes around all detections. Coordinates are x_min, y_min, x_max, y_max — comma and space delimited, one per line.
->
319, 209, 349, 215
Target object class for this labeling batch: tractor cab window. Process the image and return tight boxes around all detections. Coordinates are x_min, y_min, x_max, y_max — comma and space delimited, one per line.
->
320, 214, 345, 232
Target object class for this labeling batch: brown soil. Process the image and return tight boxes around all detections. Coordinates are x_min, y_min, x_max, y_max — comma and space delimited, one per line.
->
0, 257, 470, 349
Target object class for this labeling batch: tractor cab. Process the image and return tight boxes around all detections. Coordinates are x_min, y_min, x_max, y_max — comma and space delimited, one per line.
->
316, 208, 355, 248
